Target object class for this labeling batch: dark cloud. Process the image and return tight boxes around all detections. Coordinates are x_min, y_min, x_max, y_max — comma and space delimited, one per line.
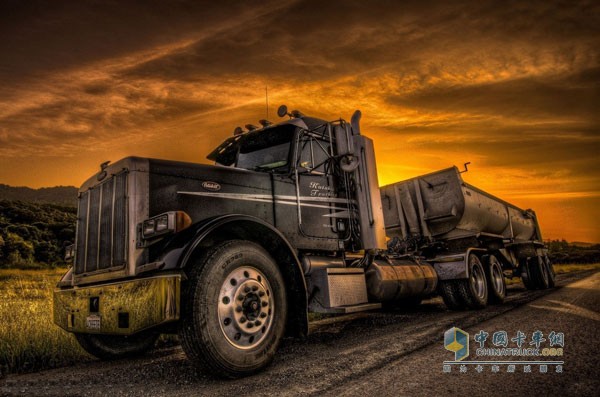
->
386, 67, 600, 122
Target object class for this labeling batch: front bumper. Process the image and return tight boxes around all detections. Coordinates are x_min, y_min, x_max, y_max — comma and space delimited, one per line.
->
53, 274, 181, 335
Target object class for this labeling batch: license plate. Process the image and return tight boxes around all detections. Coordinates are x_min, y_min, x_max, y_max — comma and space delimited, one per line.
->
86, 315, 101, 330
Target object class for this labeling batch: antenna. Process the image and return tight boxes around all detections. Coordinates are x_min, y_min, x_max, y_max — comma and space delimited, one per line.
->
265, 85, 269, 120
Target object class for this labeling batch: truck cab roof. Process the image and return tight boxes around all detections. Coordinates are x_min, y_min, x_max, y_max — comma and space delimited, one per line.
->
207, 115, 329, 167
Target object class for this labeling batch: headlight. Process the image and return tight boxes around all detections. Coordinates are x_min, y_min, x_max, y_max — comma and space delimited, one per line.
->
140, 211, 192, 240
143, 219, 156, 236
155, 215, 169, 232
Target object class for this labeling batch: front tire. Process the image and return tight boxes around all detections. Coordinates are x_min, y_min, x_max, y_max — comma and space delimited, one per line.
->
75, 330, 158, 360
179, 240, 287, 378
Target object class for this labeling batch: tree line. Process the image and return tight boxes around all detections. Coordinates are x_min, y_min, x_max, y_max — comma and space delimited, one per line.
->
0, 200, 76, 268
545, 239, 600, 264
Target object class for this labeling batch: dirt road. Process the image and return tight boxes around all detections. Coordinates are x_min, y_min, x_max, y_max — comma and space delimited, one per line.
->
2, 270, 598, 397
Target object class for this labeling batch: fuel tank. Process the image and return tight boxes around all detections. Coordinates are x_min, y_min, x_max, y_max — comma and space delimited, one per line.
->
365, 259, 438, 302
380, 167, 540, 242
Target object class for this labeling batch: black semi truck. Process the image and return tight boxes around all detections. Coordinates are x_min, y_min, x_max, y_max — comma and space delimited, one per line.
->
54, 105, 555, 377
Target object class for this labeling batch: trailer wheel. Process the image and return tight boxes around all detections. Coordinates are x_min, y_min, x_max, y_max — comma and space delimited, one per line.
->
485, 255, 506, 304
534, 256, 551, 289
179, 240, 287, 378
439, 281, 465, 310
74, 330, 158, 360
456, 254, 488, 309
520, 258, 536, 290
525, 256, 549, 290
544, 255, 556, 288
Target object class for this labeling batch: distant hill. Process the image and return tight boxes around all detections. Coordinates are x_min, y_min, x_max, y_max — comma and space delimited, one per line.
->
0, 184, 77, 207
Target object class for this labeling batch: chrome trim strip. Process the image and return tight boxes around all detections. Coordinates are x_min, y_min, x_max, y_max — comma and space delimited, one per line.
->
177, 191, 348, 211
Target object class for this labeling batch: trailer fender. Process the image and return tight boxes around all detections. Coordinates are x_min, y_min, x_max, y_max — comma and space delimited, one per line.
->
162, 214, 308, 338
431, 248, 487, 280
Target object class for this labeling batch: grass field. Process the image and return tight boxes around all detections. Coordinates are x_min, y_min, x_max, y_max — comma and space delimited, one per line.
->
0, 268, 91, 376
1, 263, 599, 375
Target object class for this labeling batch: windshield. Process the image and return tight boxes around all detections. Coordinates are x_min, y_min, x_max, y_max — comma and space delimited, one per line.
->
236, 126, 295, 171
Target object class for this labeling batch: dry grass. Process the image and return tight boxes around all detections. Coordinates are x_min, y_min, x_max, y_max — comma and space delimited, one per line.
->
553, 263, 600, 274
0, 268, 92, 375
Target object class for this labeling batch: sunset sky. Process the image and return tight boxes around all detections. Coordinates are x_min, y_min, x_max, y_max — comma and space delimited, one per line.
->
0, 0, 598, 242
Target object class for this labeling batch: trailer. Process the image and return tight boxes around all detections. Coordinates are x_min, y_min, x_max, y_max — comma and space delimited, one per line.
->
54, 105, 555, 377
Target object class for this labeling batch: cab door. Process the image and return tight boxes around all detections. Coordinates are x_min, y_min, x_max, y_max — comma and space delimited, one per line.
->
294, 130, 348, 241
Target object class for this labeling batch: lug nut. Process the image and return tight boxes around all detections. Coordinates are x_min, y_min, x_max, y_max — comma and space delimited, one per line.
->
255, 320, 262, 326
258, 291, 265, 297
252, 286, 258, 291
260, 312, 267, 318
238, 294, 244, 301
244, 286, 251, 293
261, 301, 268, 307
240, 317, 247, 323
235, 306, 243, 312
247, 323, 254, 329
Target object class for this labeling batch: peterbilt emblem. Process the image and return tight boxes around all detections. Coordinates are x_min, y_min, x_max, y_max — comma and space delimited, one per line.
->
201, 181, 221, 191
97, 161, 110, 181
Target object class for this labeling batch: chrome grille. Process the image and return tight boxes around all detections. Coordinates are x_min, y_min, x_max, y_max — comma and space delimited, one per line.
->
75, 173, 128, 275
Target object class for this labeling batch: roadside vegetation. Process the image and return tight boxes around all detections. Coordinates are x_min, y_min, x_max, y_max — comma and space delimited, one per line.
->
0, 200, 76, 269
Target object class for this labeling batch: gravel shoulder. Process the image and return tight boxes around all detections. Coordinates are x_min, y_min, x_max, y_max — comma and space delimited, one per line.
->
1, 270, 598, 397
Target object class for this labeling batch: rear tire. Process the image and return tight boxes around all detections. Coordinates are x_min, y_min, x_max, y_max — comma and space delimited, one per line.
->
485, 255, 506, 304
521, 258, 537, 290
544, 255, 556, 288
179, 240, 287, 378
440, 281, 465, 310
530, 256, 550, 289
456, 254, 488, 309
75, 330, 158, 360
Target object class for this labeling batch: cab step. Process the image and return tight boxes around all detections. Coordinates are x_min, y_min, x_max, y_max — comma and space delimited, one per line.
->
307, 267, 380, 313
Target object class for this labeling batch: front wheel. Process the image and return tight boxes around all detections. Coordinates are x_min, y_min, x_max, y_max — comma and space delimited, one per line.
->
74, 330, 158, 360
179, 240, 287, 378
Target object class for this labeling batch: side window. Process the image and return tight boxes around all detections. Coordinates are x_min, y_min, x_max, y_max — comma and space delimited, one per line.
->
299, 136, 332, 174
236, 126, 295, 172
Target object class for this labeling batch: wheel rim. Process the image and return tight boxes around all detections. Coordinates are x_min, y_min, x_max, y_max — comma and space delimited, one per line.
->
470, 263, 486, 299
491, 262, 505, 295
218, 266, 274, 350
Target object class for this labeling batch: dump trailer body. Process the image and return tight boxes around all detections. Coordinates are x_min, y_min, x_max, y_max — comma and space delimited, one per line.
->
380, 166, 541, 243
